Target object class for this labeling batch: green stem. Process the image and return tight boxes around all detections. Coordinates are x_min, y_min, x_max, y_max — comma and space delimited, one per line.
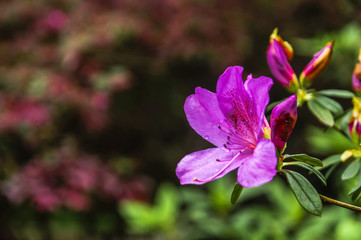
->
319, 194, 361, 212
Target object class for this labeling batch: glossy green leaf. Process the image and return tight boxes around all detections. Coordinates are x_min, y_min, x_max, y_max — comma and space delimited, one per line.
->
341, 160, 360, 180
284, 162, 327, 186
307, 99, 334, 126
283, 170, 322, 216
284, 153, 323, 167
317, 89, 355, 98
313, 95, 343, 116
230, 183, 244, 204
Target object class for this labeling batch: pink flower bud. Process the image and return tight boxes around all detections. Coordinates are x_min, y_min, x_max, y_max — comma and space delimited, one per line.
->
300, 41, 334, 88
349, 97, 361, 139
352, 48, 361, 96
266, 29, 298, 92
270, 95, 297, 151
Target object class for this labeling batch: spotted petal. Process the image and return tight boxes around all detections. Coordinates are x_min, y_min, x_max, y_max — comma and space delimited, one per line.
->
237, 138, 277, 188
244, 75, 273, 135
176, 148, 249, 185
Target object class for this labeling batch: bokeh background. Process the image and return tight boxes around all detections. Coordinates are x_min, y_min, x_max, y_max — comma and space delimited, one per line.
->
0, 0, 361, 239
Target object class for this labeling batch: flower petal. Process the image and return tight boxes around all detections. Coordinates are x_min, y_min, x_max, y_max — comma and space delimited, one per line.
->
216, 66, 245, 98
270, 95, 297, 150
244, 75, 273, 135
184, 91, 229, 148
176, 148, 247, 185
216, 67, 260, 146
237, 138, 277, 188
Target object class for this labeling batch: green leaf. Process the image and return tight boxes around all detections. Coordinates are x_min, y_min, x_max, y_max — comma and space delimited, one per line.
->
325, 163, 340, 179
307, 99, 334, 126
283, 170, 323, 216
230, 183, 244, 204
341, 160, 360, 180
313, 95, 343, 116
317, 89, 355, 98
349, 181, 361, 202
348, 182, 361, 195
336, 109, 352, 137
351, 189, 361, 202
317, 154, 341, 170
284, 153, 323, 167
284, 162, 327, 186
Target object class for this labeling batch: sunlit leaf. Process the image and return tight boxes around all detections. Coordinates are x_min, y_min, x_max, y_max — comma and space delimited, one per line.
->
283, 170, 322, 216
284, 153, 323, 167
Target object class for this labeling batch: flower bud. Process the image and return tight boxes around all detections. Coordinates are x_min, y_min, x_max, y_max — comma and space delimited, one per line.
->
266, 29, 298, 92
349, 97, 361, 142
270, 95, 297, 151
300, 41, 334, 88
352, 48, 361, 96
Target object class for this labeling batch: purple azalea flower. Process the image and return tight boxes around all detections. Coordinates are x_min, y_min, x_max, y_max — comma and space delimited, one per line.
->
300, 41, 334, 88
176, 66, 297, 188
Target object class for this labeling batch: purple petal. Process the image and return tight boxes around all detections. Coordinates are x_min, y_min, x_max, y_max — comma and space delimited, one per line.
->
216, 66, 245, 97
244, 75, 273, 135
176, 148, 249, 185
237, 138, 277, 188
184, 90, 229, 148
215, 67, 261, 146
270, 95, 297, 150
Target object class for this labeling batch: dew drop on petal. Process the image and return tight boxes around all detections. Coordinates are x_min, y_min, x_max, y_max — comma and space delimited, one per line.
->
204, 135, 209, 140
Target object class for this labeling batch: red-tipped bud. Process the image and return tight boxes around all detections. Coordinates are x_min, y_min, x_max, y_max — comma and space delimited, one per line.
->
270, 95, 297, 151
352, 48, 361, 96
266, 29, 298, 92
300, 41, 334, 88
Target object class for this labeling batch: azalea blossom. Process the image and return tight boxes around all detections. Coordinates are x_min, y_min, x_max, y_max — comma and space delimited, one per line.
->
176, 66, 297, 188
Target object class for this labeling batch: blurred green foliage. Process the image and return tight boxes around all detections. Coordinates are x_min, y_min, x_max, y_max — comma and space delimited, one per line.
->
120, 177, 361, 240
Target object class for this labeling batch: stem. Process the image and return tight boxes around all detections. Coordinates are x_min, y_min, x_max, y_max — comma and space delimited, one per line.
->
319, 194, 361, 212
